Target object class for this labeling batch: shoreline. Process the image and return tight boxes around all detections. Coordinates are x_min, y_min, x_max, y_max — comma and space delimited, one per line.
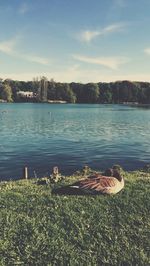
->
1, 166, 150, 183
1, 101, 150, 106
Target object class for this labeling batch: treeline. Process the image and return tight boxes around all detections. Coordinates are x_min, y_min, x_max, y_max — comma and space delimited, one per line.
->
0, 77, 150, 104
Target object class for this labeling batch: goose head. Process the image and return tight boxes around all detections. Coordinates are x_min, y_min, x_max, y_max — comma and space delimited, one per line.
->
113, 169, 123, 182
104, 168, 123, 182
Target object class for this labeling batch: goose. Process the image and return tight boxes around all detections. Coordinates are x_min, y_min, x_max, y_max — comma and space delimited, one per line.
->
69, 168, 124, 195
53, 168, 124, 195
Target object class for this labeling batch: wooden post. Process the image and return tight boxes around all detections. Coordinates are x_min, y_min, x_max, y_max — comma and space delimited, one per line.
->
53, 166, 59, 175
23, 166, 28, 179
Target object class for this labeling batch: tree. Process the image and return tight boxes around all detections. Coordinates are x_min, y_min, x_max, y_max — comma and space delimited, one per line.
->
84, 83, 100, 103
98, 83, 113, 103
138, 87, 149, 103
39, 76, 48, 102
47, 79, 57, 100
1, 84, 13, 102
54, 83, 76, 103
70, 83, 85, 103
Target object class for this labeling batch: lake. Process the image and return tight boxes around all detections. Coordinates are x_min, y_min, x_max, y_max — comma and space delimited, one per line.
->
0, 103, 150, 180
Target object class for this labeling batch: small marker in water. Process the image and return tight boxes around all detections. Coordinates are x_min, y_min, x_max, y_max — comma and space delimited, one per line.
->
23, 166, 28, 179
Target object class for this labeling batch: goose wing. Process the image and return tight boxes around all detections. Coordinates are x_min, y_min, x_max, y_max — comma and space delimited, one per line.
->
71, 176, 124, 194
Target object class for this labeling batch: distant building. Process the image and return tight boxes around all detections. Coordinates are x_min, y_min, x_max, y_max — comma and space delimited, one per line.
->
17, 91, 37, 98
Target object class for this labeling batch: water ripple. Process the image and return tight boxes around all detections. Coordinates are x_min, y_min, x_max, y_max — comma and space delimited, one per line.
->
0, 103, 150, 180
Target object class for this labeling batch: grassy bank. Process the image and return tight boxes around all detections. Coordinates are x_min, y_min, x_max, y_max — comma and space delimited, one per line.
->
0, 170, 150, 265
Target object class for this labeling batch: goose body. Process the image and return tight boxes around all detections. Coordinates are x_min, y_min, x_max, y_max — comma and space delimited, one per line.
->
53, 168, 124, 195
70, 174, 124, 195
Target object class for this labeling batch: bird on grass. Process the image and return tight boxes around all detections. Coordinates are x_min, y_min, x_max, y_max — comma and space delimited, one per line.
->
53, 168, 124, 195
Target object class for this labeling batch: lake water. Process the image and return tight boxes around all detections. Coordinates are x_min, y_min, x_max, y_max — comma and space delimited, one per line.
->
0, 103, 150, 180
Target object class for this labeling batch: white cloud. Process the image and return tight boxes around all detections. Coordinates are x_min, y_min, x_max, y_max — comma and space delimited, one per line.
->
103, 23, 124, 34
19, 3, 29, 14
79, 30, 100, 43
0, 37, 18, 55
20, 54, 49, 65
144, 48, 150, 55
72, 54, 129, 70
0, 36, 49, 65
76, 22, 126, 43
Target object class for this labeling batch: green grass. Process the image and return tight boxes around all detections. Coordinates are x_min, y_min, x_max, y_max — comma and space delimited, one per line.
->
0, 170, 150, 265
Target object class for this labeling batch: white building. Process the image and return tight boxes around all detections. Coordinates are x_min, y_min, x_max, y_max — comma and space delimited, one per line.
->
17, 91, 35, 98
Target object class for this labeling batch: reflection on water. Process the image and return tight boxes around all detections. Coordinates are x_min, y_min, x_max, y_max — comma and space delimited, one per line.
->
0, 103, 150, 180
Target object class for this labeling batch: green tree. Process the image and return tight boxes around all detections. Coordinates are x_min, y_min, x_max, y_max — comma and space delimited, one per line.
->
40, 76, 48, 102
84, 83, 100, 103
1, 84, 13, 102
138, 87, 149, 103
47, 79, 57, 100
55, 83, 76, 103
99, 83, 113, 103
70, 83, 84, 103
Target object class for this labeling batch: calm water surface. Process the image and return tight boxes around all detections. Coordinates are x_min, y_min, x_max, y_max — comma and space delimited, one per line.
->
0, 103, 150, 180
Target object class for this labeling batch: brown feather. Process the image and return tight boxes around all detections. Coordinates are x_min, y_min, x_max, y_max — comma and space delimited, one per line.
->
71, 174, 124, 194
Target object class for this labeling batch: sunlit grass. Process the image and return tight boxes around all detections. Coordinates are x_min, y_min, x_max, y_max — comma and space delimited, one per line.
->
0, 170, 150, 265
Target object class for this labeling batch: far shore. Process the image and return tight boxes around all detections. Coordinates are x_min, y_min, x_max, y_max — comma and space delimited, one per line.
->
1, 100, 150, 106
47, 100, 67, 104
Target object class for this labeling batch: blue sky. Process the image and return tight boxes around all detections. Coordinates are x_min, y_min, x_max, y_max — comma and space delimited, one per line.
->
0, 0, 150, 82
